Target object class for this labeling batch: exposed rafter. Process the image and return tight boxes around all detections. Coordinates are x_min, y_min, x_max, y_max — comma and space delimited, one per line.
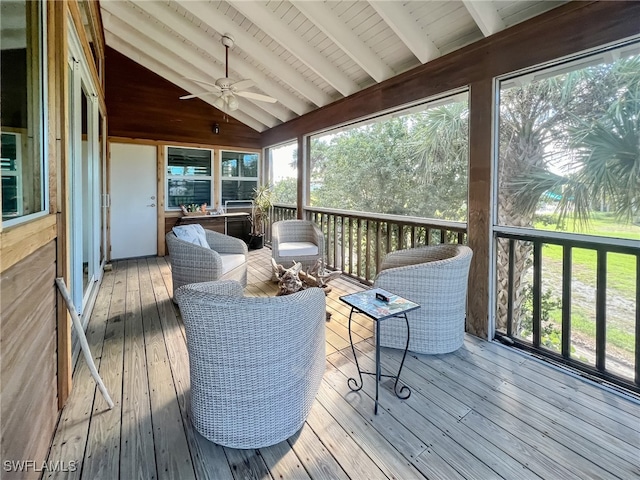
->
102, 12, 277, 129
462, 0, 506, 37
176, 0, 332, 108
368, 1, 440, 64
290, 0, 394, 83
105, 33, 266, 132
229, 0, 359, 97
129, 0, 309, 118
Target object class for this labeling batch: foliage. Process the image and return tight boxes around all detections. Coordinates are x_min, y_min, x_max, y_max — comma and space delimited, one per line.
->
272, 177, 297, 205
250, 184, 273, 236
309, 101, 469, 221
519, 285, 564, 352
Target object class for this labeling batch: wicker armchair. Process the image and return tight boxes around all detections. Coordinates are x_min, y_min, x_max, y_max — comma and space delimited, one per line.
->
373, 244, 473, 354
166, 229, 248, 300
272, 220, 324, 270
175, 280, 326, 449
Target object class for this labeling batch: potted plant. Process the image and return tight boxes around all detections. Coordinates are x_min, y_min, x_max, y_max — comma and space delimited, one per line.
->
248, 184, 273, 249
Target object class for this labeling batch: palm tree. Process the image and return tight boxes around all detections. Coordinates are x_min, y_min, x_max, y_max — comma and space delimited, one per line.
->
498, 55, 640, 335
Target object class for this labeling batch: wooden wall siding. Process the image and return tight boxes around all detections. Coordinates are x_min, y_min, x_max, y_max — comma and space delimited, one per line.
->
0, 241, 58, 480
259, 1, 640, 337
105, 47, 261, 149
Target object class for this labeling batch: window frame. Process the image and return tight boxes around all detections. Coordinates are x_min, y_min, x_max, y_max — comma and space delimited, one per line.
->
165, 145, 214, 210
219, 149, 260, 209
1, 0, 49, 228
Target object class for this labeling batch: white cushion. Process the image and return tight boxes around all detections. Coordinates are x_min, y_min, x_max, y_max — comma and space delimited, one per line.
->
219, 253, 246, 274
278, 241, 319, 257
173, 224, 208, 248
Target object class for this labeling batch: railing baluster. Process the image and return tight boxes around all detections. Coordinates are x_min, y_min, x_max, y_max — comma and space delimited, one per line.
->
327, 214, 333, 268
333, 215, 339, 269
365, 220, 371, 280
340, 216, 346, 272
357, 218, 362, 280
596, 249, 607, 372
399, 225, 405, 250
507, 239, 515, 339
376, 221, 382, 275
349, 217, 353, 275
562, 245, 572, 360
426, 228, 431, 246
533, 241, 542, 349
440, 229, 446, 244
386, 223, 392, 257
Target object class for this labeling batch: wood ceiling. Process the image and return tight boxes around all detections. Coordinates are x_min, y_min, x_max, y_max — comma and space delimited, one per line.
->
101, 1, 565, 132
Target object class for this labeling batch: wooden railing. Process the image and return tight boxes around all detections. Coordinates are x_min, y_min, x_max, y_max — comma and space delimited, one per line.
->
303, 207, 466, 284
265, 204, 297, 244
495, 227, 639, 392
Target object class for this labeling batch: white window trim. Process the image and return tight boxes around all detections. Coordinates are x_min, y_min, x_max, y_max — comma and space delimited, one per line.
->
219, 150, 260, 207
2, 1, 48, 228
165, 145, 214, 210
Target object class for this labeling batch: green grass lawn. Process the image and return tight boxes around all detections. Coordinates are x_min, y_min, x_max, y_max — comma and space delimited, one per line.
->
530, 212, 639, 360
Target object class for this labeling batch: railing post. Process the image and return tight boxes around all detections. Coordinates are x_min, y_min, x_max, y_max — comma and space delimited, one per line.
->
561, 245, 572, 360
532, 241, 542, 349
596, 249, 607, 372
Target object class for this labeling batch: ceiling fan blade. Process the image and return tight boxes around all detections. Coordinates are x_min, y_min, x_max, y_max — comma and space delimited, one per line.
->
235, 90, 277, 103
184, 77, 222, 92
180, 91, 219, 100
230, 79, 255, 91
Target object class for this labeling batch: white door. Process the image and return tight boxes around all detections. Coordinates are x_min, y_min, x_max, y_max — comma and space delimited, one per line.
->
110, 143, 158, 259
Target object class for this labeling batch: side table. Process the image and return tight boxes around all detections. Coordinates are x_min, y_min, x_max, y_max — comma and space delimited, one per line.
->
339, 288, 420, 414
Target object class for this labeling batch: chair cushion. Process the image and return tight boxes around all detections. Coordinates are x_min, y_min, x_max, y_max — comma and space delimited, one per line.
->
173, 224, 208, 248
219, 253, 246, 274
278, 242, 319, 257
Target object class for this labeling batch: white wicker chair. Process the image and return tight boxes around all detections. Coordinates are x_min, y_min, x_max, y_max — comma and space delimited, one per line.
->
272, 220, 324, 270
166, 229, 248, 301
373, 244, 473, 354
174, 280, 326, 449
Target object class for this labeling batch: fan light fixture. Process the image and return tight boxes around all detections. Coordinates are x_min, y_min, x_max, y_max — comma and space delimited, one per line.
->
180, 34, 277, 112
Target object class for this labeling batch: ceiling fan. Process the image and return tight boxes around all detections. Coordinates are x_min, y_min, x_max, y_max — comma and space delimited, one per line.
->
180, 34, 277, 111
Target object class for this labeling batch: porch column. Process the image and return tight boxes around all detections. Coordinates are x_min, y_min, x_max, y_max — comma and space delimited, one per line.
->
467, 78, 493, 339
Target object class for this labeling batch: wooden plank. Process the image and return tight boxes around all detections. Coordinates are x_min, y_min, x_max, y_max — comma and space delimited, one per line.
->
45, 267, 116, 480
286, 425, 350, 480
142, 259, 196, 479
305, 402, 388, 480
224, 448, 270, 480
0, 214, 57, 272
157, 145, 166, 256
148, 257, 235, 480
316, 374, 428, 479
331, 345, 528, 480
259, 440, 311, 480
120, 260, 157, 480
81, 262, 127, 480
1, 242, 58, 480
106, 48, 261, 148
375, 342, 632, 479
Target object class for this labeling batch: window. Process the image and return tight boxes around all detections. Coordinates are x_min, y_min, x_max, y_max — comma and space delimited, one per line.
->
1, 0, 47, 225
308, 91, 469, 221
166, 146, 213, 209
220, 151, 258, 207
494, 39, 640, 383
267, 141, 297, 205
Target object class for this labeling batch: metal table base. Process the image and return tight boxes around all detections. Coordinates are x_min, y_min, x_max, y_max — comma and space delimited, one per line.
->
346, 307, 411, 415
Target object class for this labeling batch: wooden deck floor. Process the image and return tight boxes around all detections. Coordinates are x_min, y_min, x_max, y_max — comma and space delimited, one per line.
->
46, 248, 640, 479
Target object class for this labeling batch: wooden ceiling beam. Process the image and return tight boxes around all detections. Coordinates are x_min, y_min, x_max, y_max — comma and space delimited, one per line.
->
368, 0, 440, 64
102, 3, 289, 125
128, 0, 308, 118
230, 0, 359, 97
462, 0, 506, 37
104, 29, 268, 132
177, 0, 332, 108
291, 0, 395, 83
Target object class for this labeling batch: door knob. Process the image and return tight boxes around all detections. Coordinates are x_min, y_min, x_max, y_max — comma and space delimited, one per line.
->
151, 195, 156, 200
147, 203, 156, 207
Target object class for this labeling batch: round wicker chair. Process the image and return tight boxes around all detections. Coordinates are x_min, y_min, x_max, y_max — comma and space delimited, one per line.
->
175, 280, 326, 449
373, 244, 473, 354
